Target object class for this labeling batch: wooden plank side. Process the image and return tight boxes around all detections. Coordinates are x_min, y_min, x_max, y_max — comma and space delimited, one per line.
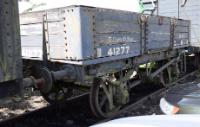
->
176, 20, 190, 26
148, 24, 171, 34
147, 40, 170, 50
147, 16, 171, 25
20, 7, 66, 24
21, 21, 65, 36
146, 16, 171, 51
174, 33, 189, 39
20, 11, 45, 24
174, 19, 190, 48
49, 34, 65, 45
22, 47, 42, 58
95, 33, 140, 46
95, 8, 139, 23
175, 26, 189, 33
95, 20, 140, 34
94, 8, 141, 48
21, 23, 43, 36
49, 46, 66, 60
21, 35, 42, 46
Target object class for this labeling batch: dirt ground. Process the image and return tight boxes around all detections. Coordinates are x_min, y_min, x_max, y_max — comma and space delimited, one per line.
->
0, 90, 48, 121
0, 71, 199, 122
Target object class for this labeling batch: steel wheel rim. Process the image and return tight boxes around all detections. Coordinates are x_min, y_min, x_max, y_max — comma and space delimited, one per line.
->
90, 79, 121, 118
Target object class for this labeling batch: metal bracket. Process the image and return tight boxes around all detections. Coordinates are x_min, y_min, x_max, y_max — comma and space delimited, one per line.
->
150, 57, 180, 78
130, 55, 182, 89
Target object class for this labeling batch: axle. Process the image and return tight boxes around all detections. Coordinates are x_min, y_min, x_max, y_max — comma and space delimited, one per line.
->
23, 68, 76, 93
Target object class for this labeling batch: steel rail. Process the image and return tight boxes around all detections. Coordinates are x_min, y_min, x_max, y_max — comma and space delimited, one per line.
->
99, 69, 199, 124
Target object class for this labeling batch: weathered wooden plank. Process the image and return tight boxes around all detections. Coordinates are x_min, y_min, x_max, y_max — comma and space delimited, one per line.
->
22, 47, 42, 58
147, 40, 170, 50
146, 17, 171, 51
147, 16, 171, 25
148, 33, 170, 40
95, 20, 140, 34
95, 9, 139, 24
175, 26, 189, 33
21, 34, 65, 46
21, 21, 65, 35
20, 7, 65, 24
176, 20, 190, 26
49, 34, 65, 45
21, 35, 42, 46
49, 46, 66, 60
174, 33, 189, 39
148, 24, 170, 33
94, 33, 140, 46
20, 23, 43, 36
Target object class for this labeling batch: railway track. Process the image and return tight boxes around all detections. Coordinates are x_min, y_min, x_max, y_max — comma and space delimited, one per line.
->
99, 70, 199, 123
0, 70, 198, 127
0, 93, 98, 127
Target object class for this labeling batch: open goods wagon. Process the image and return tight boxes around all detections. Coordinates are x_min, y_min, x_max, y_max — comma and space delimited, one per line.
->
20, 5, 191, 118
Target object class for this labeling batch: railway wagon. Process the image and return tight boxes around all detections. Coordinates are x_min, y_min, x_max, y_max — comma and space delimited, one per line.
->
0, 0, 23, 98
20, 5, 190, 118
157, 0, 200, 47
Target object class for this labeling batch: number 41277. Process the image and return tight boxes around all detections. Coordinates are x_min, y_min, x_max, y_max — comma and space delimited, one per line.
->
107, 46, 130, 56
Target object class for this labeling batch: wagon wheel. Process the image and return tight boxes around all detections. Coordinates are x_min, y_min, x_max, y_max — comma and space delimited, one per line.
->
160, 63, 180, 87
41, 82, 73, 104
90, 79, 121, 118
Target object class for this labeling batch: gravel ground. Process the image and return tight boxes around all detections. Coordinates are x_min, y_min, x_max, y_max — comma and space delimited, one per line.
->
115, 92, 164, 119
0, 91, 48, 121
0, 71, 199, 126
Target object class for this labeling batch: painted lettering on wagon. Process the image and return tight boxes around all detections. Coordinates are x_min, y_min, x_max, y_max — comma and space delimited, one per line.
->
108, 36, 136, 43
97, 45, 131, 57
107, 46, 130, 56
